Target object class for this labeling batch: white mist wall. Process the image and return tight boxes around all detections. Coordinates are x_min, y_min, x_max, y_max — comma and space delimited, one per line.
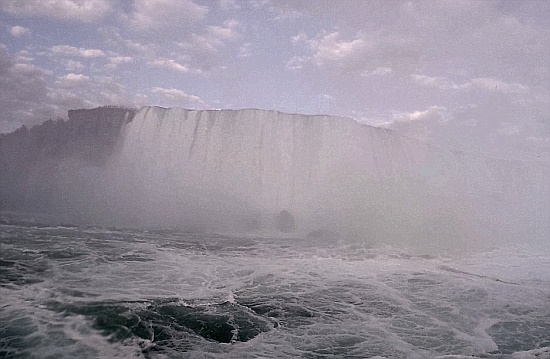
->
110, 107, 549, 249
115, 108, 423, 221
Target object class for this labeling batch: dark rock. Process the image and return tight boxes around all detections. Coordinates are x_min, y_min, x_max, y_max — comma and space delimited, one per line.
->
275, 210, 295, 233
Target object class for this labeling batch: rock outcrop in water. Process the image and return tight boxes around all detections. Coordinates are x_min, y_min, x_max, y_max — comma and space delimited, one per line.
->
0, 105, 548, 248
275, 210, 295, 233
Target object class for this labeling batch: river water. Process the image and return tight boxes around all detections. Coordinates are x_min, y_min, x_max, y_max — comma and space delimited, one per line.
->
1, 223, 549, 358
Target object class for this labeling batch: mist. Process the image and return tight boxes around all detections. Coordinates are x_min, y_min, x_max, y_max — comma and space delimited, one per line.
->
1, 106, 548, 254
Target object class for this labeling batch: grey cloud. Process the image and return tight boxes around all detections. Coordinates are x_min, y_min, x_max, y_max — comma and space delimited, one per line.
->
0, 45, 54, 132
0, 46, 145, 133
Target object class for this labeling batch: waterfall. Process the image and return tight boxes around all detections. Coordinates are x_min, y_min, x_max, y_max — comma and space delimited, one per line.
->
2, 105, 546, 250
110, 106, 549, 249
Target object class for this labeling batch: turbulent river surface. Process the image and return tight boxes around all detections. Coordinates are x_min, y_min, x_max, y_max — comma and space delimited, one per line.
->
1, 223, 549, 359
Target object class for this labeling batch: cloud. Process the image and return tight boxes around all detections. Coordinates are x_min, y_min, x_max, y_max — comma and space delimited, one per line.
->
248, 0, 271, 9
57, 73, 90, 87
293, 31, 422, 75
411, 74, 530, 94
151, 87, 204, 105
498, 122, 521, 136
106, 56, 133, 68
9, 26, 31, 38
410, 74, 469, 90
98, 28, 157, 57
393, 106, 447, 124
107, 15, 240, 75
0, 45, 53, 131
62, 59, 85, 71
285, 56, 308, 70
46, 88, 97, 111
390, 106, 448, 141
0, 0, 111, 23
470, 78, 529, 94
149, 59, 189, 73
0, 46, 147, 133
177, 19, 240, 72
93, 76, 145, 107
109, 56, 133, 64
362, 67, 393, 77
219, 0, 240, 10
206, 19, 240, 43
48, 75, 147, 112
51, 45, 106, 58
126, 0, 208, 31
81, 49, 105, 58
238, 43, 252, 58
281, 1, 548, 83
291, 33, 308, 44
272, 5, 303, 21
310, 32, 366, 67
181, 19, 240, 52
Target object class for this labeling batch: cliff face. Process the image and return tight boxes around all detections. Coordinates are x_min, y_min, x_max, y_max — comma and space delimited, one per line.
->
0, 107, 135, 214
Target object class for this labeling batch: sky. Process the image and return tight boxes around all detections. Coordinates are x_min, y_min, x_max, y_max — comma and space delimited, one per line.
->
0, 0, 549, 159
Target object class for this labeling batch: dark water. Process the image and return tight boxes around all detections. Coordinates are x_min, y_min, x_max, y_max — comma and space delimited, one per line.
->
1, 223, 549, 358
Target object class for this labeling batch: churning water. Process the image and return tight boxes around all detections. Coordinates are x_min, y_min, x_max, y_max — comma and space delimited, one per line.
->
1, 223, 549, 358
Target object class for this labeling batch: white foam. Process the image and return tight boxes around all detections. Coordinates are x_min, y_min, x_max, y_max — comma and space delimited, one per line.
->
2, 225, 549, 358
